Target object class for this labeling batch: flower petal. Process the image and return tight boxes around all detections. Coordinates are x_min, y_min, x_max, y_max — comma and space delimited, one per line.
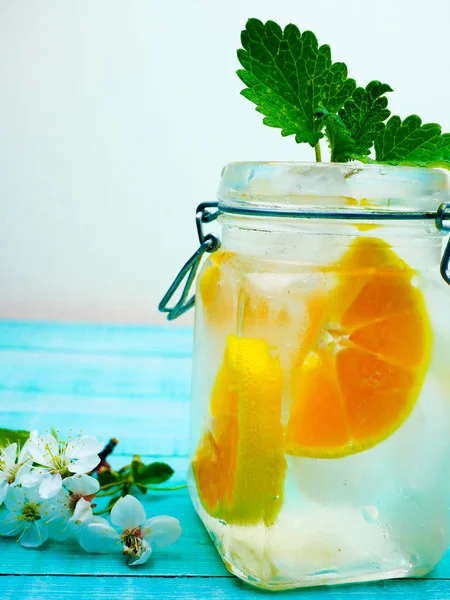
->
68, 455, 100, 475
20, 467, 47, 489
70, 498, 93, 524
143, 516, 182, 549
110, 495, 146, 530
20, 521, 49, 548
18, 439, 32, 462
65, 436, 103, 460
47, 517, 71, 541
64, 474, 100, 496
0, 510, 23, 536
0, 481, 8, 506
89, 516, 110, 525
39, 473, 63, 499
4, 485, 27, 511
128, 539, 152, 566
2, 443, 17, 466
78, 520, 120, 553
25, 485, 43, 505
29, 432, 58, 467
12, 461, 32, 487
42, 489, 70, 521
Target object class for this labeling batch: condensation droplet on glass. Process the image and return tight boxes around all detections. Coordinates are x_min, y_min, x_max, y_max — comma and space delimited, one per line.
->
362, 504, 379, 523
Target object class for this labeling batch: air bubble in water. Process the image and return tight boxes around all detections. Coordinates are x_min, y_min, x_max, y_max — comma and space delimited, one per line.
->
362, 505, 379, 523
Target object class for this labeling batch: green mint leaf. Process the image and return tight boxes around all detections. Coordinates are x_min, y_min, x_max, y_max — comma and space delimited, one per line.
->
375, 115, 450, 167
237, 18, 356, 147
339, 81, 392, 157
316, 81, 392, 162
316, 107, 358, 162
135, 462, 174, 485
0, 429, 30, 448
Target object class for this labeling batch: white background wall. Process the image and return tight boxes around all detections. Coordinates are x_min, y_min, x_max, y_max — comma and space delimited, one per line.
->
1, 0, 450, 324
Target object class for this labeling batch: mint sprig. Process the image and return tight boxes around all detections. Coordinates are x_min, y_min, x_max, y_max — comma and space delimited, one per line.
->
315, 81, 392, 162
338, 81, 392, 159
375, 115, 450, 167
315, 109, 358, 163
237, 19, 450, 169
237, 18, 356, 150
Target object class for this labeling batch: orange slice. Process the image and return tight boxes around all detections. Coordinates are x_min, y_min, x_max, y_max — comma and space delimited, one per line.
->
199, 251, 236, 325
192, 335, 286, 525
199, 250, 292, 332
286, 237, 432, 458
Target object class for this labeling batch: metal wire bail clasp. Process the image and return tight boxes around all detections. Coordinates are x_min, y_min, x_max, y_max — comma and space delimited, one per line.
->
437, 202, 450, 285
158, 202, 220, 320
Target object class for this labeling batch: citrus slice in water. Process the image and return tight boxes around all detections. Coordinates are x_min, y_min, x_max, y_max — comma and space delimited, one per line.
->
192, 335, 286, 525
199, 250, 296, 332
199, 251, 236, 324
286, 237, 432, 459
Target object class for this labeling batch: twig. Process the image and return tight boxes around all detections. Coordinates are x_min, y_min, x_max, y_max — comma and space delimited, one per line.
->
92, 438, 119, 473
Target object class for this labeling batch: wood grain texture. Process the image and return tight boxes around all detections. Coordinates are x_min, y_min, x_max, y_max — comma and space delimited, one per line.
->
1, 576, 449, 600
0, 320, 449, 599
0, 321, 192, 457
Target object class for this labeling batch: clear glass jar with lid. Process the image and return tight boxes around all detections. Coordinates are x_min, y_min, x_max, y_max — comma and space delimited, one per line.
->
160, 162, 450, 591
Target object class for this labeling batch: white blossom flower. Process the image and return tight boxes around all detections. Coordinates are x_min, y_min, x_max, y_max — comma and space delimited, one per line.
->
79, 495, 182, 566
44, 474, 101, 541
0, 442, 33, 507
0, 486, 65, 548
22, 432, 103, 499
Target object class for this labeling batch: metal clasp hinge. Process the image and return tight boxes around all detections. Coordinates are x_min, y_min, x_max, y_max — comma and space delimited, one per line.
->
158, 202, 220, 321
437, 203, 450, 285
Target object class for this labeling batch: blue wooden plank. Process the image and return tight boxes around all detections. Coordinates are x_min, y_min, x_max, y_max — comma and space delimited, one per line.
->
0, 350, 192, 399
0, 320, 449, 599
0, 400, 189, 457
0, 325, 192, 455
0, 575, 449, 600
0, 321, 193, 356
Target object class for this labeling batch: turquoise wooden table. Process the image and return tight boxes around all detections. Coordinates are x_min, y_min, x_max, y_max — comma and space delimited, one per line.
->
0, 320, 449, 600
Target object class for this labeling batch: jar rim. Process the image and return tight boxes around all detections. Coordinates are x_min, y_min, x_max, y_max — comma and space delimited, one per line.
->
218, 161, 450, 215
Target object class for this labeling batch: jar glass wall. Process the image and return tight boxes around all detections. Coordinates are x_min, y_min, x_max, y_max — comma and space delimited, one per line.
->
187, 163, 450, 591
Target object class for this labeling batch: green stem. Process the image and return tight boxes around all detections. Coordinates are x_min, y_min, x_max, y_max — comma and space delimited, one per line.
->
99, 480, 130, 491
96, 489, 121, 498
93, 506, 113, 516
314, 142, 322, 162
142, 483, 187, 491
93, 497, 121, 517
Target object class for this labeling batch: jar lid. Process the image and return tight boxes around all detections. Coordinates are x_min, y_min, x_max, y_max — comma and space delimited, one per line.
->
218, 162, 450, 215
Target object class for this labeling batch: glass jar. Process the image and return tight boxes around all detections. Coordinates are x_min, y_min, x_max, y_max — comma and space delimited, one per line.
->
161, 162, 450, 591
